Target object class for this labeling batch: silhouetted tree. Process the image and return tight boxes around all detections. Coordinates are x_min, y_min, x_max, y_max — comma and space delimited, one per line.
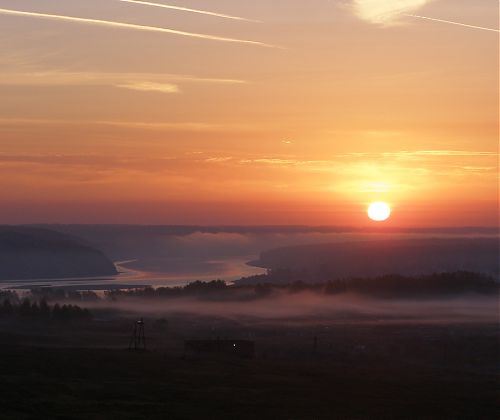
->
39, 299, 51, 319
1, 299, 13, 316
19, 298, 32, 317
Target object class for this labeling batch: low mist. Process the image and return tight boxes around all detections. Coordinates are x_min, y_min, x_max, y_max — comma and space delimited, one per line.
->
81, 292, 498, 325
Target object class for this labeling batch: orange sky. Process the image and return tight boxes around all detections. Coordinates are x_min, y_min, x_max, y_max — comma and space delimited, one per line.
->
0, 0, 498, 226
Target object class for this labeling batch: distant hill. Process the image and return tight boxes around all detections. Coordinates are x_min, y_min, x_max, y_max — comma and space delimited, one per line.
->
245, 238, 499, 283
0, 227, 117, 280
31, 224, 500, 237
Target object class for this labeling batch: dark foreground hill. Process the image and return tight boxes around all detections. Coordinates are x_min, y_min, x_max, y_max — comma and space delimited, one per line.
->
0, 227, 117, 280
248, 238, 499, 282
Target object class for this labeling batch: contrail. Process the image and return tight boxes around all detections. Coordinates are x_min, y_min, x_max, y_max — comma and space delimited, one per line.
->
0, 8, 272, 46
117, 0, 259, 23
405, 14, 500, 33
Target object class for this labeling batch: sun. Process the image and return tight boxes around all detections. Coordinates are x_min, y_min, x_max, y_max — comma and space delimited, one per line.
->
367, 201, 391, 222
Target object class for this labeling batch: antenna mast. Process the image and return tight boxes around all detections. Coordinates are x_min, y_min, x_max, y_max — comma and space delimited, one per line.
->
129, 318, 146, 351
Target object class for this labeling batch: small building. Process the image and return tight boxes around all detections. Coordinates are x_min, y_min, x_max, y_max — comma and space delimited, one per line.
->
184, 339, 255, 359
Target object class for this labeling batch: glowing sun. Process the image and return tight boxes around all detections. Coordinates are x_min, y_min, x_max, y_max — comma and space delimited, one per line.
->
367, 202, 391, 222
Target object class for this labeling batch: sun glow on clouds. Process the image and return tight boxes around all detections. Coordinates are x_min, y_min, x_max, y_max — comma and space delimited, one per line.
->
0, 147, 497, 225
353, 0, 432, 24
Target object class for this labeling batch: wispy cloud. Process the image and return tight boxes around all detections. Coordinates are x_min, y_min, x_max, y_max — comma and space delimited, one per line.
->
0, 118, 256, 132
352, 0, 432, 25
0, 8, 272, 46
0, 71, 243, 95
188, 150, 499, 168
0, 151, 495, 199
340, 150, 499, 161
114, 81, 180, 93
0, 71, 246, 85
352, 1, 500, 33
0, 71, 247, 90
117, 0, 259, 22
381, 150, 498, 158
405, 14, 500, 33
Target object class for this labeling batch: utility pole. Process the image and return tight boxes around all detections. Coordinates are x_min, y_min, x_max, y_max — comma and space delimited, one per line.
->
129, 318, 146, 351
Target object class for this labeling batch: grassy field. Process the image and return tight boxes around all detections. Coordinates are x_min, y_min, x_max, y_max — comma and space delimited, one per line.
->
0, 317, 497, 419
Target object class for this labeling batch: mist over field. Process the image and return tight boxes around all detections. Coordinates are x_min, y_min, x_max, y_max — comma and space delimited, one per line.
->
82, 292, 498, 325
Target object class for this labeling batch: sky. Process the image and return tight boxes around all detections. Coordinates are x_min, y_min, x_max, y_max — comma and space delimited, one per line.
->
0, 0, 498, 226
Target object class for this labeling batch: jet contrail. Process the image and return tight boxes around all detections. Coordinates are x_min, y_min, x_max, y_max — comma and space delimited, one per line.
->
405, 14, 500, 33
117, 0, 259, 23
0, 8, 272, 46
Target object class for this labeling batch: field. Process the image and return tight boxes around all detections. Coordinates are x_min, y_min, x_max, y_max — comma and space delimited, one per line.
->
0, 313, 497, 420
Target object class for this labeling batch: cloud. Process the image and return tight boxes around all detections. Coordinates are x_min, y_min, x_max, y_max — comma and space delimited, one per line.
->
352, 0, 432, 24
0, 70, 246, 96
0, 71, 247, 87
0, 118, 256, 132
195, 150, 499, 171
381, 150, 498, 158
342, 150, 498, 159
0, 149, 496, 202
114, 81, 180, 94
0, 8, 272, 46
405, 14, 500, 33
352, 2, 500, 32
117, 0, 259, 23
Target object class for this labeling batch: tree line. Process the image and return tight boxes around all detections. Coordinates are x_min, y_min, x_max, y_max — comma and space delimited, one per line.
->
0, 293, 91, 321
7, 271, 497, 306
71, 271, 500, 301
